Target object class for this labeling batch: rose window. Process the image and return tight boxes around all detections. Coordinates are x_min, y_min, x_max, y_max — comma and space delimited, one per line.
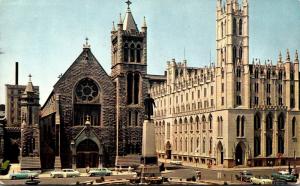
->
76, 78, 99, 102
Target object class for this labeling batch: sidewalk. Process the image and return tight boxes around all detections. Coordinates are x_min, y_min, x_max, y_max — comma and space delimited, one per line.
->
159, 158, 300, 171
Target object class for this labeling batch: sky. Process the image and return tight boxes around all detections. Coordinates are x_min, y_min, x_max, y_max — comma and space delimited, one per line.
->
0, 0, 299, 105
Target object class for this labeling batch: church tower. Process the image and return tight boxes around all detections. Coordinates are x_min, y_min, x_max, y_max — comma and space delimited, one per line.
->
20, 75, 41, 169
111, 0, 148, 157
216, 0, 250, 109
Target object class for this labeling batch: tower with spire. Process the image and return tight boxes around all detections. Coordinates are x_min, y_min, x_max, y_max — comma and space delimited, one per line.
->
20, 74, 41, 169
111, 0, 148, 158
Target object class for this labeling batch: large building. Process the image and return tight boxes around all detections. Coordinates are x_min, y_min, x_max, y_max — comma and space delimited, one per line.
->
39, 3, 148, 169
150, 0, 300, 168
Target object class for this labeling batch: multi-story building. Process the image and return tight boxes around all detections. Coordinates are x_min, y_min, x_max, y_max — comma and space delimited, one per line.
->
150, 0, 300, 168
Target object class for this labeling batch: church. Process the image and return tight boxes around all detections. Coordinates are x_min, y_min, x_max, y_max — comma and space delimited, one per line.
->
39, 2, 149, 169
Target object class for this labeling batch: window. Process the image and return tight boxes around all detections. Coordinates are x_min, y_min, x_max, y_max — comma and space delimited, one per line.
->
236, 116, 240, 137
124, 43, 129, 62
255, 83, 259, 93
210, 99, 214, 107
266, 113, 273, 130
204, 88, 207, 97
211, 86, 214, 95
236, 95, 242, 105
267, 84, 271, 93
292, 117, 296, 137
267, 97, 271, 105
202, 138, 206, 153
198, 90, 200, 98
233, 46, 237, 63
222, 83, 224, 92
241, 116, 245, 137
239, 19, 242, 35
255, 69, 259, 78
278, 97, 283, 105
130, 44, 135, 62
136, 44, 141, 63
233, 18, 237, 35
267, 69, 271, 79
221, 97, 224, 105
236, 82, 241, 92
239, 47, 243, 62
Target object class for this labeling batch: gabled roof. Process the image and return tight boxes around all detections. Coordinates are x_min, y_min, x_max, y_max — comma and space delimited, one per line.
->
123, 8, 139, 32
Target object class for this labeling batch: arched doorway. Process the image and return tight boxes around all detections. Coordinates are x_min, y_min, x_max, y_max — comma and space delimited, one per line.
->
7, 139, 20, 163
165, 141, 172, 159
235, 142, 245, 166
76, 139, 99, 168
217, 142, 224, 165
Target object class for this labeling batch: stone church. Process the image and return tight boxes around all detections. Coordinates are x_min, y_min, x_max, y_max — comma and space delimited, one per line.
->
151, 0, 300, 168
39, 3, 148, 169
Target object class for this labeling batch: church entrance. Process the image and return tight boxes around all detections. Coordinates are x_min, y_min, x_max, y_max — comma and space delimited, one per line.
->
217, 142, 224, 165
235, 142, 245, 166
76, 139, 99, 168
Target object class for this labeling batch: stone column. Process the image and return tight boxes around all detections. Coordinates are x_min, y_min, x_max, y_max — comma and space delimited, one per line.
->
142, 119, 157, 164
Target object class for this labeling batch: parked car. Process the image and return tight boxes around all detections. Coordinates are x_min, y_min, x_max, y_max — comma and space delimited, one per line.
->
88, 168, 112, 177
250, 175, 273, 185
170, 160, 182, 166
271, 171, 297, 182
50, 169, 80, 178
236, 171, 253, 182
9, 170, 39, 180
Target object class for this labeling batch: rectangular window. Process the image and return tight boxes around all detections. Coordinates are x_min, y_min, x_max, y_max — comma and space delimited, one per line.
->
211, 99, 214, 107
221, 97, 224, 105
211, 86, 213, 95
192, 92, 194, 99
198, 90, 200, 98
254, 96, 259, 105
267, 97, 271, 105
186, 93, 188, 101
204, 88, 207, 97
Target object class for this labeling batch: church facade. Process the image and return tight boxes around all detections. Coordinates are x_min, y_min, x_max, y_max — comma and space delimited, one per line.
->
150, 0, 300, 168
39, 4, 148, 169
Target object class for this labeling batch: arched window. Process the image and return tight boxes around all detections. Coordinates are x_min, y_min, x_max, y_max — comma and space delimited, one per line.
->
134, 111, 138, 126
241, 116, 245, 137
266, 113, 273, 130
190, 117, 193, 131
202, 115, 206, 130
196, 137, 199, 152
202, 138, 206, 153
266, 136, 272, 156
196, 116, 200, 130
221, 22, 224, 38
277, 113, 285, 130
233, 46, 237, 63
133, 73, 140, 104
209, 137, 213, 154
179, 118, 183, 133
278, 70, 283, 80
127, 73, 133, 104
239, 19, 242, 35
175, 138, 177, 151
233, 18, 237, 35
130, 43, 135, 62
292, 117, 296, 137
254, 137, 261, 157
254, 113, 261, 130
239, 47, 243, 62
124, 43, 129, 62
190, 138, 193, 153
209, 114, 212, 130
254, 113, 261, 157
136, 44, 141, 63
180, 138, 182, 151
185, 137, 188, 152
174, 119, 178, 133
236, 116, 240, 137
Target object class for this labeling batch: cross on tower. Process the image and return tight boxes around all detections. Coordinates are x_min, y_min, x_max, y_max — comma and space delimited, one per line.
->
28, 74, 32, 82
125, 0, 132, 9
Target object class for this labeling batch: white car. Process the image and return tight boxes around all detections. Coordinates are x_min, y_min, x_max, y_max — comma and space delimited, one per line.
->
250, 175, 273, 185
170, 160, 182, 165
50, 169, 80, 178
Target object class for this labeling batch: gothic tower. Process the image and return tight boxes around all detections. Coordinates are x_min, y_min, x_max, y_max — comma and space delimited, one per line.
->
111, 1, 148, 157
20, 75, 41, 169
216, 0, 249, 109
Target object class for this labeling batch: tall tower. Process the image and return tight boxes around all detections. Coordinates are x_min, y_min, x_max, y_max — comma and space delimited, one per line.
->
111, 0, 148, 157
20, 75, 41, 169
216, 0, 249, 108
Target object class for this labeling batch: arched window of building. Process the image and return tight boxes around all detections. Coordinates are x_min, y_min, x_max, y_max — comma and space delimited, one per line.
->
130, 43, 135, 62
292, 117, 296, 137
190, 138, 193, 153
221, 22, 224, 38
196, 116, 200, 131
196, 137, 199, 152
124, 43, 129, 62
127, 73, 133, 104
278, 113, 285, 130
254, 113, 261, 130
190, 117, 193, 131
241, 116, 245, 137
179, 118, 183, 133
180, 138, 182, 151
202, 115, 206, 130
133, 73, 140, 104
239, 19, 242, 35
239, 47, 243, 62
184, 117, 188, 132
134, 111, 138, 126
209, 114, 212, 130
136, 44, 141, 63
254, 112, 261, 157
236, 116, 240, 137
233, 46, 237, 64
254, 137, 261, 157
174, 119, 178, 133
185, 137, 188, 152
175, 138, 177, 151
209, 137, 213, 154
266, 136, 272, 156
202, 137, 206, 153
266, 113, 273, 130
233, 18, 237, 35
279, 70, 283, 80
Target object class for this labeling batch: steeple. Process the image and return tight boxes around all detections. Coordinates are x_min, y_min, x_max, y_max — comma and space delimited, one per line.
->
295, 50, 299, 63
112, 21, 116, 32
123, 0, 139, 32
286, 49, 290, 61
141, 16, 147, 32
83, 37, 90, 49
278, 51, 282, 64
24, 74, 34, 93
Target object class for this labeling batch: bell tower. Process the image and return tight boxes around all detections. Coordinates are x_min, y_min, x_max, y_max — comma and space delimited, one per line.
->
20, 74, 41, 169
111, 0, 148, 157
216, 0, 249, 108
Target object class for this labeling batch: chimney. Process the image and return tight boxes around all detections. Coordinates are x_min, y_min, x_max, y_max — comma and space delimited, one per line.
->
15, 62, 18, 85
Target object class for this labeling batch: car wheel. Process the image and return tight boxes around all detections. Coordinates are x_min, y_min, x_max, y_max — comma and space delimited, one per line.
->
90, 173, 94, 177
11, 176, 16, 180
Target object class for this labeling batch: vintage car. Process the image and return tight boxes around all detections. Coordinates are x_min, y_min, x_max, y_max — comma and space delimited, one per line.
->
271, 171, 297, 182
235, 171, 253, 182
88, 168, 112, 177
9, 170, 39, 180
250, 175, 273, 185
169, 160, 183, 166
50, 169, 80, 178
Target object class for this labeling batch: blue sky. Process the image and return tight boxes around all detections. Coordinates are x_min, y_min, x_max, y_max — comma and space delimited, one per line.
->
0, 0, 299, 105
